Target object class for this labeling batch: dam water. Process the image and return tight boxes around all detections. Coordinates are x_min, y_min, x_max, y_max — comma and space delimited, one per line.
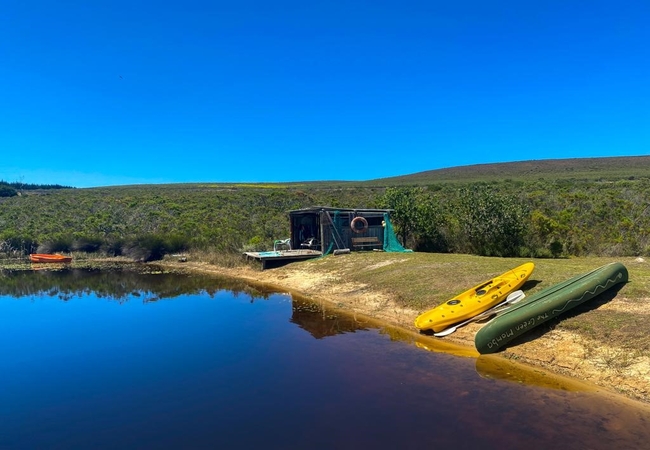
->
1, 265, 648, 449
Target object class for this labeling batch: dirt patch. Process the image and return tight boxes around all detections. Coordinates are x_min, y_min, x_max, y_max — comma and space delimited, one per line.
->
159, 260, 650, 405
362, 259, 409, 271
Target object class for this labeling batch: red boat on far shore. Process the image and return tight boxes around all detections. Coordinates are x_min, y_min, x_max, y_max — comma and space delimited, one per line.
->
29, 254, 73, 263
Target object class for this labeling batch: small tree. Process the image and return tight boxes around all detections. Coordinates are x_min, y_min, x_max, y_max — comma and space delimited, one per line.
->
381, 186, 420, 246
413, 195, 448, 252
456, 184, 529, 257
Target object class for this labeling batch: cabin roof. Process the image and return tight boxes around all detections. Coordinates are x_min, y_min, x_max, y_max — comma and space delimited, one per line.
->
288, 206, 393, 214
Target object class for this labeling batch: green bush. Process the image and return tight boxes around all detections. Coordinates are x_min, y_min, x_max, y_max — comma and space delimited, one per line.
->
456, 185, 529, 257
123, 235, 167, 262
37, 234, 74, 253
101, 238, 125, 257
0, 234, 38, 255
164, 234, 189, 254
122, 234, 189, 262
0, 185, 17, 197
72, 236, 103, 253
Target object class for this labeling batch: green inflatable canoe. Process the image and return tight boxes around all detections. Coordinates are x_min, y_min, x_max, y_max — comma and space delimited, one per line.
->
475, 262, 628, 354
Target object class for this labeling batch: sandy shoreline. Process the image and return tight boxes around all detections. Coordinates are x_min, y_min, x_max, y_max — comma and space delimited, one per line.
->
157, 259, 650, 406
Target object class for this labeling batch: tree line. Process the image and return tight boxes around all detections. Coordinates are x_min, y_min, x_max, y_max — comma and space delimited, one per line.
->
0, 180, 73, 197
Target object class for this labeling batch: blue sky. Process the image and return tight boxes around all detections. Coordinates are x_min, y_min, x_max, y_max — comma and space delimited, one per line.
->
1, 1, 648, 188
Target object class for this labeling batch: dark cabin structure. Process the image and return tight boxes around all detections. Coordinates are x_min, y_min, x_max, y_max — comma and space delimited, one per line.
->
288, 206, 392, 253
243, 206, 394, 269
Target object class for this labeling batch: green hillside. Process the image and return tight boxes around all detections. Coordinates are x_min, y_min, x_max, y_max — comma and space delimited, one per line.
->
366, 155, 650, 185
1, 155, 648, 260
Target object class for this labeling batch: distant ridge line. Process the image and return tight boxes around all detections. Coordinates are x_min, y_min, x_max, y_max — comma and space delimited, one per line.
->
368, 155, 650, 184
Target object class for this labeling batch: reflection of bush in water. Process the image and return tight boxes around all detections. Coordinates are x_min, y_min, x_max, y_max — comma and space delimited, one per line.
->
0, 264, 278, 303
290, 298, 369, 339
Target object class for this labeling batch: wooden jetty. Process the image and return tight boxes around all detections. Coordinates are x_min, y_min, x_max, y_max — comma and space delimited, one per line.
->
243, 249, 322, 270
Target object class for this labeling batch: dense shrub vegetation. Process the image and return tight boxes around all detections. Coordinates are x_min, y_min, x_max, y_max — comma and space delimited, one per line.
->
382, 178, 650, 257
0, 162, 648, 260
0, 184, 384, 260
0, 185, 18, 198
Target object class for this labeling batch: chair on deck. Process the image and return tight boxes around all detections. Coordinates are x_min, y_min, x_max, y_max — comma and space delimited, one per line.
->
273, 238, 291, 251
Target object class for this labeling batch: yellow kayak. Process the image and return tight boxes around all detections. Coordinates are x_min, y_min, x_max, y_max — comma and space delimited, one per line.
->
414, 262, 535, 333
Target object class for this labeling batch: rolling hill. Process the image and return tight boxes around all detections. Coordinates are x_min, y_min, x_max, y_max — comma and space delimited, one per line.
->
366, 155, 650, 185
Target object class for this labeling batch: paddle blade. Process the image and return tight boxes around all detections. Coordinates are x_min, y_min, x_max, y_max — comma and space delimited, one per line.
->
505, 290, 525, 304
433, 327, 457, 337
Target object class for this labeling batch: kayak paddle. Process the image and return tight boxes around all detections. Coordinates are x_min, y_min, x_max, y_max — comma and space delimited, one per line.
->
433, 290, 526, 337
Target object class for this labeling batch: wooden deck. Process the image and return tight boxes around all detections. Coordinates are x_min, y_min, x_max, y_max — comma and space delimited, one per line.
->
243, 249, 322, 270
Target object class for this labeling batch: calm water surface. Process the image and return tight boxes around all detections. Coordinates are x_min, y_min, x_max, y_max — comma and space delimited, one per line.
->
1, 266, 649, 449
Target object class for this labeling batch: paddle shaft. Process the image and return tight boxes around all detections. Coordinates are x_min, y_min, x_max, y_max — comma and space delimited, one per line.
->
433, 290, 525, 337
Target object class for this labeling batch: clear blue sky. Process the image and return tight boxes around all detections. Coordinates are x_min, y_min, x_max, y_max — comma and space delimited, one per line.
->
1, 1, 648, 188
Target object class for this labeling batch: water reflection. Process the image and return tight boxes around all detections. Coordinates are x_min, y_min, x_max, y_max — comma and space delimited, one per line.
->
290, 297, 370, 339
0, 265, 649, 450
475, 355, 599, 393
0, 264, 276, 303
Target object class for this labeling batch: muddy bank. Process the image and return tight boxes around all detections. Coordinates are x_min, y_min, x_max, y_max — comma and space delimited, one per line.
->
156, 259, 650, 405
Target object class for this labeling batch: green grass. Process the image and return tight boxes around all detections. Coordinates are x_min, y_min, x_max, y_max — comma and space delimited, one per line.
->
298, 252, 649, 308
281, 252, 650, 359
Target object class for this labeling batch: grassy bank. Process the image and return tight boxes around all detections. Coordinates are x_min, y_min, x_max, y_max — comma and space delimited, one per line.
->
277, 252, 650, 349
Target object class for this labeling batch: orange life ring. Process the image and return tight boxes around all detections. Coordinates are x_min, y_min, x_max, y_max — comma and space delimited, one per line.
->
350, 216, 368, 234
